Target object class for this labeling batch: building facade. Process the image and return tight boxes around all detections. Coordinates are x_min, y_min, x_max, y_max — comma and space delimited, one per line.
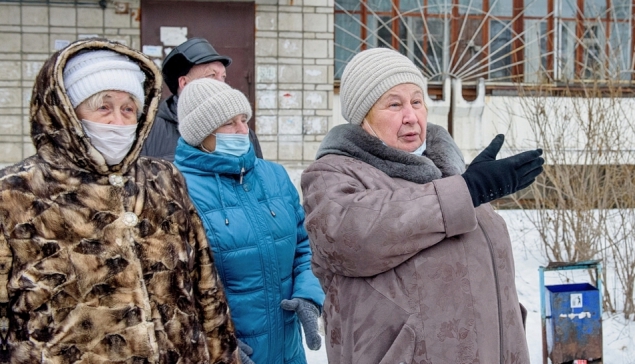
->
1, 0, 634, 190
0, 0, 335, 189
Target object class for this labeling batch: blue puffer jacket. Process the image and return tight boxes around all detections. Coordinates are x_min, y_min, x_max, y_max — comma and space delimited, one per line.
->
174, 138, 325, 364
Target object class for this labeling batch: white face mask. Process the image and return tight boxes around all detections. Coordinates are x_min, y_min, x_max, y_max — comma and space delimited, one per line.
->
410, 140, 426, 156
81, 119, 137, 165
366, 122, 426, 155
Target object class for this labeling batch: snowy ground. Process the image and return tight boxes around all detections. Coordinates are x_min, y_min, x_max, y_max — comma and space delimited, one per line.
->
302, 210, 635, 364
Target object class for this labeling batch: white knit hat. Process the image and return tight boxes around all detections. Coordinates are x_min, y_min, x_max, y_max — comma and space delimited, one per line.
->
178, 78, 252, 147
63, 50, 146, 109
340, 48, 427, 126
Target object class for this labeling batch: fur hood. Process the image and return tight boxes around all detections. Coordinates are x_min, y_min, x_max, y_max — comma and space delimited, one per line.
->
31, 38, 162, 175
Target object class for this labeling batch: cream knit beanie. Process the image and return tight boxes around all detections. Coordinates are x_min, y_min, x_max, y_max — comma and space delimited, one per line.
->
63, 50, 146, 109
340, 48, 426, 126
178, 78, 252, 147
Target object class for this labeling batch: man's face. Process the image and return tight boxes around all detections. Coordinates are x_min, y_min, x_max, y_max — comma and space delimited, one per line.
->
177, 61, 227, 94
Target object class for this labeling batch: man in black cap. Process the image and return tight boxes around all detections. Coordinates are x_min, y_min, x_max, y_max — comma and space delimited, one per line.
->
141, 37, 262, 160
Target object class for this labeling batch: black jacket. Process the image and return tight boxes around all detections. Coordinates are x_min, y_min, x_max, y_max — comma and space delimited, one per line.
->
141, 95, 263, 161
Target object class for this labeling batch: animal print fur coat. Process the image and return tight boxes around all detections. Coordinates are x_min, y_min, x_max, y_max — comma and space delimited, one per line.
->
0, 39, 239, 363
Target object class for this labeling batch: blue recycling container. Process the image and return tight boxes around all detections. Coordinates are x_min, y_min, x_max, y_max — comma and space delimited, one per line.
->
545, 282, 602, 363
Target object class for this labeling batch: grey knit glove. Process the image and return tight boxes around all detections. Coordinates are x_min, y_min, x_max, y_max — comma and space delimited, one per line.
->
237, 339, 255, 364
280, 298, 321, 350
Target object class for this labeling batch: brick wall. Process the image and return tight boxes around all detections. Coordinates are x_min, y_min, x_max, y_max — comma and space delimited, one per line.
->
0, 0, 335, 191
254, 0, 333, 188
0, 1, 141, 167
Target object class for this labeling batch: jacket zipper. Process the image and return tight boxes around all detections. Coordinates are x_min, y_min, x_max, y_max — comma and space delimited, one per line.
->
478, 221, 504, 363
234, 170, 280, 360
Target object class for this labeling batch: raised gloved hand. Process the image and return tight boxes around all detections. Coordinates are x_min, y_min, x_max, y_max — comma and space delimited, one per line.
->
462, 134, 544, 207
280, 298, 321, 350
237, 339, 255, 364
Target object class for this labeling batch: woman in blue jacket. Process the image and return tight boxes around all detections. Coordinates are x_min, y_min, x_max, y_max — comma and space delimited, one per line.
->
173, 78, 325, 364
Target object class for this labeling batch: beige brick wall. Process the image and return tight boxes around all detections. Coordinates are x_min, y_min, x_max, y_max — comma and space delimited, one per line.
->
0, 1, 141, 167
254, 0, 334, 189
0, 0, 335, 189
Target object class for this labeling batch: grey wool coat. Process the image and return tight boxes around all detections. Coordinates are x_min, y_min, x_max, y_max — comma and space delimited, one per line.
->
0, 39, 239, 363
301, 123, 530, 364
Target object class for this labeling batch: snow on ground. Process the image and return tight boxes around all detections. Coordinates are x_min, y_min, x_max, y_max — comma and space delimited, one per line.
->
303, 210, 635, 363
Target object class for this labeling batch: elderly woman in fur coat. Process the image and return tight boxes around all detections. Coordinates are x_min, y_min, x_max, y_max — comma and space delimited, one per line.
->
0, 39, 239, 363
301, 48, 544, 364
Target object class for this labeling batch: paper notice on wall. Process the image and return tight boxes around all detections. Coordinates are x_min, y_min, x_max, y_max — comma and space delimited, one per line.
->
570, 293, 583, 308
142, 45, 163, 58
160, 27, 187, 46
54, 40, 70, 50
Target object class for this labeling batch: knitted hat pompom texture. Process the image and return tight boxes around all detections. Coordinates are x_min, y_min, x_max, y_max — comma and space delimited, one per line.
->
178, 78, 253, 147
340, 47, 427, 126
63, 50, 146, 109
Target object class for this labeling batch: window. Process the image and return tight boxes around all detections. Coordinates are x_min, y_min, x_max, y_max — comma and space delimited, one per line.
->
334, 0, 634, 84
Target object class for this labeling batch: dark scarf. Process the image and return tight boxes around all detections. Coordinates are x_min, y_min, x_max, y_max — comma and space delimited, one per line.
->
316, 123, 466, 184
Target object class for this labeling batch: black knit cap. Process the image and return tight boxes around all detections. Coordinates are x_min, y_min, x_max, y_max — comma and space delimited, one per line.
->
162, 37, 232, 95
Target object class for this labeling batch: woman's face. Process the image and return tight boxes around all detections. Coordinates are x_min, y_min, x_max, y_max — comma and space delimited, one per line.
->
362, 83, 427, 152
75, 91, 138, 125
200, 114, 249, 152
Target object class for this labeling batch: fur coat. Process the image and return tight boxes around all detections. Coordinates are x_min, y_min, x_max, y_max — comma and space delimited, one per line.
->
301, 123, 530, 364
0, 39, 238, 363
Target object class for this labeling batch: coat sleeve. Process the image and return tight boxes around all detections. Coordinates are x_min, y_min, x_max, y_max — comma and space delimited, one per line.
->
182, 182, 240, 363
285, 178, 325, 309
301, 158, 478, 278
0, 223, 11, 360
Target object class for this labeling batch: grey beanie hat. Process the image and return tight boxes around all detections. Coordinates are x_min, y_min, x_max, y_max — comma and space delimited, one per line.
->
340, 48, 426, 126
178, 78, 252, 147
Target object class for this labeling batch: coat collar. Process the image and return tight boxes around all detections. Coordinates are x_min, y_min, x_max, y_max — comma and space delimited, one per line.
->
316, 123, 465, 184
157, 95, 178, 125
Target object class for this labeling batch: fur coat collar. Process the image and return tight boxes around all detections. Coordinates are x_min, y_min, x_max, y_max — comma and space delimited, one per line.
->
316, 122, 466, 183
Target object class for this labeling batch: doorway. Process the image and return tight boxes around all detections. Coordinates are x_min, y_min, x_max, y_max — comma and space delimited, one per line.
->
140, 0, 255, 127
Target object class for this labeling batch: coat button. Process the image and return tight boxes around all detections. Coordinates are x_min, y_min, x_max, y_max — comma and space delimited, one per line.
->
122, 212, 138, 227
109, 174, 124, 187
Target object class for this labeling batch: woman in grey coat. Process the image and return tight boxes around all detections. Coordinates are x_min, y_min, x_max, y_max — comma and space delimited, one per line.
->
301, 48, 543, 364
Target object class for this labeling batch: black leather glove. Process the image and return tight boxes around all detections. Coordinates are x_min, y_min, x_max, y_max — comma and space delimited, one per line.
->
462, 134, 544, 207
237, 339, 255, 364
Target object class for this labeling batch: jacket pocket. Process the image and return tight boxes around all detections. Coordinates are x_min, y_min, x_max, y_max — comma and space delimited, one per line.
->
283, 314, 303, 362
378, 318, 416, 364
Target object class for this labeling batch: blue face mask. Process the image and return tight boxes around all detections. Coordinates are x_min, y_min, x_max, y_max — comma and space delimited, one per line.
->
212, 133, 250, 156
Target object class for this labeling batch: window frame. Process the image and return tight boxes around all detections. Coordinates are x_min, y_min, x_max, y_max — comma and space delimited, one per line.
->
334, 0, 635, 88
